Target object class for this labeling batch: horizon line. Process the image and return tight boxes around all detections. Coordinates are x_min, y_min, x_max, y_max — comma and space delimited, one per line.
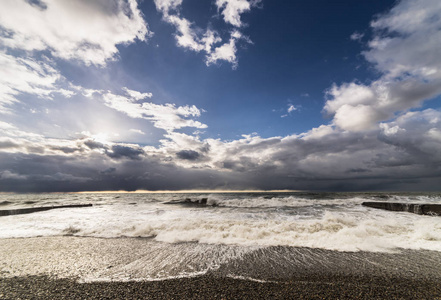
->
75, 189, 303, 194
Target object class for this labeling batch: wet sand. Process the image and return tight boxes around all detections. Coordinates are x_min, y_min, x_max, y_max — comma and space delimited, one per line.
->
1, 237, 441, 299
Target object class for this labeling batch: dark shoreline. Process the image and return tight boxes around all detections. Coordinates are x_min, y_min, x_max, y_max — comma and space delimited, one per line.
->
2, 274, 441, 300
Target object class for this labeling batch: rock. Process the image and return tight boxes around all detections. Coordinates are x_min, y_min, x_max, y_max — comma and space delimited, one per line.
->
362, 202, 441, 216
0, 204, 93, 217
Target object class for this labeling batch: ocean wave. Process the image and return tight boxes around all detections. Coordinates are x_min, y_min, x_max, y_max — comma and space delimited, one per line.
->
162, 193, 441, 209
163, 195, 366, 209
3, 207, 439, 253
113, 211, 441, 252
1, 192, 441, 253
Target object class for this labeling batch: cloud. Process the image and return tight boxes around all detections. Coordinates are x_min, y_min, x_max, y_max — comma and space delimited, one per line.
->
366, 0, 441, 80
154, 0, 222, 56
0, 0, 151, 116
100, 167, 116, 175
129, 129, 146, 135
0, 139, 19, 149
205, 30, 250, 68
325, 0, 441, 132
122, 87, 152, 100
154, 0, 255, 68
0, 121, 47, 153
166, 15, 219, 53
0, 0, 150, 66
0, 149, 231, 192
281, 104, 299, 118
106, 145, 145, 160
205, 34, 238, 68
215, 0, 261, 27
350, 32, 364, 41
0, 52, 61, 113
84, 140, 107, 150
41, 172, 91, 182
287, 104, 298, 113
1, 108, 440, 192
49, 146, 80, 154
176, 149, 200, 160
0, 170, 28, 180
154, 0, 182, 16
91, 88, 207, 133
378, 109, 441, 163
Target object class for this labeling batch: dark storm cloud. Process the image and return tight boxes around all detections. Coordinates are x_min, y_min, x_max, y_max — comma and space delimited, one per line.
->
0, 140, 19, 149
202, 110, 441, 191
106, 145, 144, 160
25, 0, 48, 10
346, 168, 371, 173
49, 146, 79, 154
0, 108, 440, 193
0, 151, 233, 193
221, 156, 258, 172
84, 140, 107, 150
100, 167, 116, 175
200, 143, 210, 153
176, 150, 200, 160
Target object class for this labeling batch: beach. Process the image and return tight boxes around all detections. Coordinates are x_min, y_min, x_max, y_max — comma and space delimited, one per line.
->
3, 273, 441, 299
2, 0, 441, 297
1, 236, 441, 299
1, 192, 441, 298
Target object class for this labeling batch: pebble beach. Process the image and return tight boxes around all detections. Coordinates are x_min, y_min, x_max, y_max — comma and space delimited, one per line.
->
2, 273, 441, 299
1, 236, 441, 299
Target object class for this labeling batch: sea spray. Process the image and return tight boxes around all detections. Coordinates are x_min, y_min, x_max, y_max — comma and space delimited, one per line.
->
0, 192, 440, 253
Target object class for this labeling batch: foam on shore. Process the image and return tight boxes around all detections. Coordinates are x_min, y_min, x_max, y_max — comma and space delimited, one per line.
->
1, 236, 441, 283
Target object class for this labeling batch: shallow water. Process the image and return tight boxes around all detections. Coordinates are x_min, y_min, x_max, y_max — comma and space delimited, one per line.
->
1, 236, 441, 282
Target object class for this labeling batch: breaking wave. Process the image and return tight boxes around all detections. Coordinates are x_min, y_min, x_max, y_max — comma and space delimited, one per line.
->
163, 194, 367, 208
1, 192, 440, 253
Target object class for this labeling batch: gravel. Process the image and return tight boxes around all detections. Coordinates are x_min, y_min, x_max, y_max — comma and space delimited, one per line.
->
1, 274, 441, 299
2, 237, 441, 299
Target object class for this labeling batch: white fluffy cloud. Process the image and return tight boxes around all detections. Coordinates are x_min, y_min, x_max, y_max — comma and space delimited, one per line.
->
205, 31, 243, 68
215, 0, 261, 27
0, 0, 149, 66
129, 129, 146, 135
154, 0, 255, 68
154, 0, 212, 53
165, 15, 221, 53
0, 0, 151, 114
86, 88, 207, 133
366, 0, 441, 80
287, 104, 298, 113
0, 52, 61, 113
122, 87, 152, 100
325, 0, 441, 132
154, 0, 182, 15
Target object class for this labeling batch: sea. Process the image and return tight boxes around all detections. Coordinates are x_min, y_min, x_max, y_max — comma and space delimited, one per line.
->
1, 192, 441, 282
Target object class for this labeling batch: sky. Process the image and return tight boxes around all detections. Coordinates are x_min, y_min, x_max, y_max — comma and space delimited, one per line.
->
0, 0, 440, 192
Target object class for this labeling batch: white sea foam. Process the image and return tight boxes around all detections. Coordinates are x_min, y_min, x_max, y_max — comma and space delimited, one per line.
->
0, 193, 440, 253
123, 211, 441, 252
204, 194, 365, 208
